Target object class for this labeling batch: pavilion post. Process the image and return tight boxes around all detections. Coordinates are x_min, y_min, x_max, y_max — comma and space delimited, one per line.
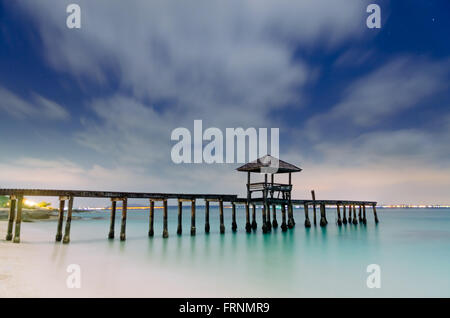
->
342, 204, 348, 225
62, 196, 74, 244
245, 202, 251, 233
363, 204, 367, 225
311, 190, 317, 226
6, 195, 16, 241
120, 198, 128, 240
108, 200, 116, 239
304, 203, 311, 228
231, 202, 237, 232
205, 200, 210, 233
190, 199, 196, 236
177, 199, 182, 235
272, 204, 278, 228
251, 204, 257, 230
337, 204, 342, 226
373, 204, 379, 224
163, 199, 169, 238
13, 196, 23, 243
281, 204, 287, 232
219, 199, 225, 234
352, 205, 358, 225
320, 203, 327, 227
148, 200, 155, 237
55, 197, 66, 242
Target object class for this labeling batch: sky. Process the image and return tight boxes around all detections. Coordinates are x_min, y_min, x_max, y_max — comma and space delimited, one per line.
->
0, 0, 449, 207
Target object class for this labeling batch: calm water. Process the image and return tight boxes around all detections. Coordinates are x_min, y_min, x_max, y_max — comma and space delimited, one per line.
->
17, 207, 450, 297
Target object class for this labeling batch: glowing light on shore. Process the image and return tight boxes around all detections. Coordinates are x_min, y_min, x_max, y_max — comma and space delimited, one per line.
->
24, 199, 37, 207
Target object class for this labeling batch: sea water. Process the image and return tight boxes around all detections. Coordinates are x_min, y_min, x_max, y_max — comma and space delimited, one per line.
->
12, 207, 450, 297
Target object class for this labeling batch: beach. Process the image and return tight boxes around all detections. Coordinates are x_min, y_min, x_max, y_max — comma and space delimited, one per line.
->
1, 208, 450, 298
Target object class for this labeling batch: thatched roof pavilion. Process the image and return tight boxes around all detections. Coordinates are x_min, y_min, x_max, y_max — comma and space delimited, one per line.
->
236, 154, 301, 174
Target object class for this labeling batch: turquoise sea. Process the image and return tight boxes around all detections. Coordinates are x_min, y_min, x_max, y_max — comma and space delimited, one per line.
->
13, 207, 450, 297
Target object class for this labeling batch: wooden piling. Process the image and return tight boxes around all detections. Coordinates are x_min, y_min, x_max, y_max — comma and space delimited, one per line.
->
304, 203, 311, 228
266, 203, 272, 232
342, 204, 348, 225
231, 202, 237, 232
373, 204, 379, 224
358, 205, 363, 222
190, 199, 195, 236
348, 204, 352, 223
205, 200, 210, 233
363, 204, 367, 225
245, 202, 251, 233
311, 190, 317, 226
261, 205, 268, 233
272, 205, 278, 228
163, 199, 169, 238
352, 204, 358, 225
177, 200, 183, 235
219, 199, 225, 234
148, 200, 154, 237
251, 204, 257, 230
319, 203, 327, 227
281, 204, 287, 232
13, 196, 23, 243
108, 200, 116, 239
120, 198, 128, 240
337, 204, 342, 226
63, 197, 74, 244
55, 198, 65, 242
6, 196, 16, 241
287, 203, 294, 229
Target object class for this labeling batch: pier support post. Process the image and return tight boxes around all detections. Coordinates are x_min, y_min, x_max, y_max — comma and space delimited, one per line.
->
352, 205, 358, 225
311, 190, 317, 226
348, 205, 352, 224
190, 199, 196, 236
272, 205, 278, 228
287, 204, 294, 229
363, 205, 367, 225
281, 204, 287, 232
13, 196, 23, 243
177, 200, 183, 235
231, 202, 237, 232
266, 203, 272, 232
6, 196, 16, 241
342, 205, 348, 225
63, 197, 74, 244
337, 204, 342, 226
109, 200, 117, 239
120, 198, 128, 241
55, 198, 65, 242
251, 204, 257, 230
205, 200, 210, 233
163, 199, 169, 238
219, 199, 225, 234
319, 204, 327, 227
358, 205, 362, 222
245, 203, 251, 233
304, 204, 311, 228
262, 205, 268, 233
372, 204, 379, 224
148, 200, 154, 237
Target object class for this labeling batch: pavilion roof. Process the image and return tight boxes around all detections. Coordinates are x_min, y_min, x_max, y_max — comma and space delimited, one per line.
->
236, 155, 302, 174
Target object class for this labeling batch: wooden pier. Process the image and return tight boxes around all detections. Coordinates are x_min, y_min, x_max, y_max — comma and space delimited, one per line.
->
0, 156, 378, 244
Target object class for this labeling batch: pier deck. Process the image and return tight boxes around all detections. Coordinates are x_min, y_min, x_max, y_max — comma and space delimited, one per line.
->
1, 188, 378, 244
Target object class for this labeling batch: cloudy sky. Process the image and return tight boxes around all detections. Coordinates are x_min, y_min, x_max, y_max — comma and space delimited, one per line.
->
0, 0, 449, 206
